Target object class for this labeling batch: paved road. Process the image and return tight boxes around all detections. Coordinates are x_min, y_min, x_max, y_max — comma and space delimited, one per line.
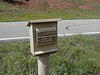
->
0, 21, 28, 38
0, 19, 100, 39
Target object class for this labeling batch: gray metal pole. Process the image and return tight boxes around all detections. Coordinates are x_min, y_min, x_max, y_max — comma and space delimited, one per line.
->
38, 54, 49, 75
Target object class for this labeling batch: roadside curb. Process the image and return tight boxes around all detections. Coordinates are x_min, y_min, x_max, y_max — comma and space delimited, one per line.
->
0, 32, 100, 43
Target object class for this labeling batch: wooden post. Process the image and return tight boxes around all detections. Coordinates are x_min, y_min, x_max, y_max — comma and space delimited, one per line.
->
27, 19, 61, 75
38, 54, 49, 75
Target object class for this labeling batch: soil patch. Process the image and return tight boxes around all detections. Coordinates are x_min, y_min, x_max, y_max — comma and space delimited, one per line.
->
79, 4, 94, 10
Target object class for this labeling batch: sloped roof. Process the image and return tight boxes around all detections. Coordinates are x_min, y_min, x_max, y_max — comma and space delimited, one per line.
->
27, 18, 61, 26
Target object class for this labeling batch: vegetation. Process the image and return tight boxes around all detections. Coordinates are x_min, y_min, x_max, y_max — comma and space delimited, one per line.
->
0, 35, 100, 75
0, 1, 100, 22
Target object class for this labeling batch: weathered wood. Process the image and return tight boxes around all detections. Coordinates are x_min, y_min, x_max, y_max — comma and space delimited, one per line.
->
38, 54, 49, 75
27, 18, 61, 56
27, 18, 61, 26
27, 18, 61, 75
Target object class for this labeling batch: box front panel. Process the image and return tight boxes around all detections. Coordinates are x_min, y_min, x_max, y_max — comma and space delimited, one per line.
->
33, 22, 58, 55
37, 28, 57, 47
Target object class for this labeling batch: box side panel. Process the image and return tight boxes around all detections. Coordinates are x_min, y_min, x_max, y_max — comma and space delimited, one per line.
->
29, 25, 35, 56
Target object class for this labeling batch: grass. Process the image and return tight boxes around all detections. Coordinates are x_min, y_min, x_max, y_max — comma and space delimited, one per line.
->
0, 35, 100, 75
0, 2, 100, 22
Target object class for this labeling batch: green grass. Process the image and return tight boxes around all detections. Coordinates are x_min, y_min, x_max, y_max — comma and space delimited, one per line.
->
0, 35, 100, 75
0, 2, 100, 22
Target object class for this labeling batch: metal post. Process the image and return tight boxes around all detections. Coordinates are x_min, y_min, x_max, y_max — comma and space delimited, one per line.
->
38, 54, 49, 75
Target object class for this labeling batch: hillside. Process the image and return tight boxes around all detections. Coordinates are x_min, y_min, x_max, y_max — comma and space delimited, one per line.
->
0, 0, 100, 21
